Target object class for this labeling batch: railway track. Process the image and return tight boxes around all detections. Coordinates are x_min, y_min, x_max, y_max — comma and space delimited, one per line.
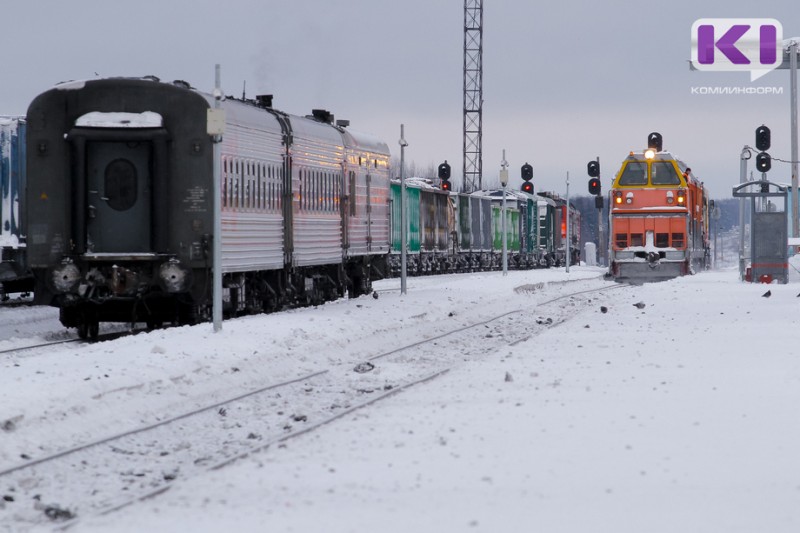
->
0, 278, 628, 531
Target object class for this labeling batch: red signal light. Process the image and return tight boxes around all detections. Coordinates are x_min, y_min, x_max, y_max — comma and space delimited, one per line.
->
521, 182, 534, 194
441, 180, 451, 191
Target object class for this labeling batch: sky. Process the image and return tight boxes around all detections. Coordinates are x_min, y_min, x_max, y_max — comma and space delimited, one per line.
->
3, 263, 800, 531
0, 1, 798, 196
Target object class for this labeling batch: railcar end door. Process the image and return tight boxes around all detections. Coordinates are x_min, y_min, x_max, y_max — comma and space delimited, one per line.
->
86, 141, 152, 253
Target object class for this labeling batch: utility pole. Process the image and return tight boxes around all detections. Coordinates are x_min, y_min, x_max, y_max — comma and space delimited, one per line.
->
739, 146, 751, 280
400, 125, 408, 295
210, 64, 224, 332
463, 0, 483, 192
566, 171, 570, 274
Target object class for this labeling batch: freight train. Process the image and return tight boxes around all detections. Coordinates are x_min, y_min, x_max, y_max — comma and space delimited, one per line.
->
0, 117, 32, 299
23, 76, 580, 338
608, 133, 710, 281
387, 179, 579, 275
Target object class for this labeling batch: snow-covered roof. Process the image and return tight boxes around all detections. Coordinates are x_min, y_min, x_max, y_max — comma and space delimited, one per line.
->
75, 111, 163, 128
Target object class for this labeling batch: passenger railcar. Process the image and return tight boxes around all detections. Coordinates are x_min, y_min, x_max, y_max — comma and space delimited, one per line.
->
25, 77, 389, 338
608, 134, 710, 281
0, 117, 32, 299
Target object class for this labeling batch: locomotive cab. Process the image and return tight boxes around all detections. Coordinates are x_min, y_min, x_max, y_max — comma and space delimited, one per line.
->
609, 146, 709, 281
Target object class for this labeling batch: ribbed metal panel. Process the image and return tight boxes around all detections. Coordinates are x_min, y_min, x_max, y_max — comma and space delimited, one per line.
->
221, 212, 284, 272
390, 182, 420, 254
436, 191, 450, 251
420, 188, 436, 252
293, 215, 342, 266
221, 106, 285, 163
491, 205, 520, 251
458, 194, 471, 250
478, 195, 492, 252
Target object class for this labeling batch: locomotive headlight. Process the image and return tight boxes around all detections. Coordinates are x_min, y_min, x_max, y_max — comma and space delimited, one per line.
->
644, 149, 656, 160
159, 259, 192, 293
614, 192, 623, 204
626, 191, 634, 204
677, 189, 686, 205
666, 190, 674, 204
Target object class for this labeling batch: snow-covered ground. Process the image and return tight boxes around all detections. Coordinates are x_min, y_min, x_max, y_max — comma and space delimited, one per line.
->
2, 265, 800, 532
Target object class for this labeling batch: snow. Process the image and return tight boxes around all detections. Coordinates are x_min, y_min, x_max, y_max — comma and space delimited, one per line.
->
2, 266, 800, 532
75, 111, 163, 129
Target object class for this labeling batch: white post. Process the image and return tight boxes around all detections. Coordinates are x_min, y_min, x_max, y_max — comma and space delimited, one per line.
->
212, 64, 223, 332
399, 125, 408, 295
500, 150, 509, 276
790, 41, 799, 239
739, 146, 750, 280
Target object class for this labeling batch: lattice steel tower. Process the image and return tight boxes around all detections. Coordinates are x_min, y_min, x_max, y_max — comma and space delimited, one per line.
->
463, 0, 483, 193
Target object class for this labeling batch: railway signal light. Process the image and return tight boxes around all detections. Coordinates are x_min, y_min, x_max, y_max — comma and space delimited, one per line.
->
588, 178, 601, 195
756, 151, 772, 172
438, 161, 451, 180
521, 163, 533, 181
647, 132, 663, 152
521, 181, 534, 194
755, 125, 771, 151
587, 160, 600, 178
438, 160, 451, 191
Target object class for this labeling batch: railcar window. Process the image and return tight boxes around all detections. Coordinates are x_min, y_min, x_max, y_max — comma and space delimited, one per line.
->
619, 161, 647, 186
299, 169, 304, 210
671, 233, 684, 247
656, 233, 669, 247
630, 233, 644, 247
651, 162, 681, 185
349, 171, 357, 216
615, 233, 627, 248
324, 173, 330, 212
104, 158, 138, 211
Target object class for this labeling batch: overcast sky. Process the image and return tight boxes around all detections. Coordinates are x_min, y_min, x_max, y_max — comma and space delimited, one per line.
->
1, 1, 797, 196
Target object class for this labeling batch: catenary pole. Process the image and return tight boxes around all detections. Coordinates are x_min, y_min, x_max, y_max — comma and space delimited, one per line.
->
212, 65, 223, 332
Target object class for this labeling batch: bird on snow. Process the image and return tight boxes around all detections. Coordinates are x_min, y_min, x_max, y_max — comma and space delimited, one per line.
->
762, 290, 771, 298
633, 301, 646, 309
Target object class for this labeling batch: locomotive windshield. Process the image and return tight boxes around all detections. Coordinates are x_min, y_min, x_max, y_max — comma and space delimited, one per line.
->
618, 160, 682, 186
650, 161, 681, 185
618, 161, 647, 185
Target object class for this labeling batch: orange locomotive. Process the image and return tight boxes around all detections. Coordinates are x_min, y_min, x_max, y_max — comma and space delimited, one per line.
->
608, 133, 710, 281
